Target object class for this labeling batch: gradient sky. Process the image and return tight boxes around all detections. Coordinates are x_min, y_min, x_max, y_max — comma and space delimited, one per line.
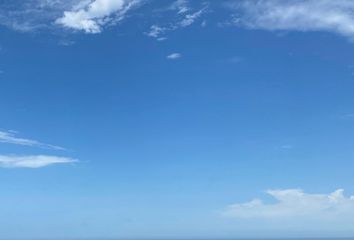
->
1, 0, 354, 238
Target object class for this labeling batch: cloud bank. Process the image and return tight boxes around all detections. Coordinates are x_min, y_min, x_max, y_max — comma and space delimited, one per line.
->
55, 0, 140, 33
223, 189, 354, 228
232, 0, 354, 40
0, 155, 77, 168
0, 130, 65, 150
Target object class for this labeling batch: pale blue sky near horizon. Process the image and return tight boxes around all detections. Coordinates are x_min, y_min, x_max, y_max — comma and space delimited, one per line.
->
1, 0, 354, 238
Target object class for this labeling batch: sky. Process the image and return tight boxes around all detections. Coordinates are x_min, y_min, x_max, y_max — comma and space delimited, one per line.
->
1, 0, 354, 238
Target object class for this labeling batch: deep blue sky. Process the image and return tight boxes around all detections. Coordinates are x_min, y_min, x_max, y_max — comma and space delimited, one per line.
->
1, 0, 354, 238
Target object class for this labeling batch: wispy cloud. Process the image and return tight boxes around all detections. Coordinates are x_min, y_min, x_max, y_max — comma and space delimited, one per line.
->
229, 0, 354, 40
2, 0, 205, 37
169, 0, 190, 14
55, 0, 141, 33
146, 25, 169, 38
0, 0, 141, 33
223, 189, 354, 227
0, 130, 66, 151
146, 0, 207, 40
179, 8, 205, 27
167, 53, 182, 60
0, 0, 77, 32
0, 155, 77, 168
3, 0, 354, 42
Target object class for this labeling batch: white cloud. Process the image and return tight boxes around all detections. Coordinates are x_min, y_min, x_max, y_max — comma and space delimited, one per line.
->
146, 1, 207, 40
232, 0, 354, 40
157, 37, 167, 41
55, 0, 140, 33
179, 8, 204, 27
2, 0, 205, 36
146, 25, 169, 38
167, 53, 182, 60
223, 189, 354, 225
170, 0, 190, 15
0, 130, 65, 151
1, 0, 141, 33
0, 155, 77, 168
146, 10, 206, 39
0, 0, 77, 32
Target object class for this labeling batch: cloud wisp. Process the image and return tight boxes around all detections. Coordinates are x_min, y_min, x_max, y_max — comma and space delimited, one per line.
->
179, 8, 205, 28
146, 0, 207, 40
55, 0, 141, 33
231, 0, 354, 40
0, 0, 142, 33
167, 53, 182, 60
0, 130, 66, 151
0, 0, 77, 32
223, 189, 354, 226
169, 0, 190, 15
0, 155, 77, 168
1, 0, 205, 36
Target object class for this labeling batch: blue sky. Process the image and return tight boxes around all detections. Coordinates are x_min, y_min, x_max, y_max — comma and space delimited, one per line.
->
1, 0, 354, 238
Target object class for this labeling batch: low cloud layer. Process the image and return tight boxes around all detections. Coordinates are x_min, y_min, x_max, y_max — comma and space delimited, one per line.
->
0, 155, 77, 168
232, 0, 354, 40
0, 130, 65, 150
223, 189, 354, 229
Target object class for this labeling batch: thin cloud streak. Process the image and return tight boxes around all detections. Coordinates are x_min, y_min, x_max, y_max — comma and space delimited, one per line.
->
146, 0, 207, 40
170, 0, 190, 14
0, 130, 66, 151
0, 155, 78, 168
167, 53, 182, 59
